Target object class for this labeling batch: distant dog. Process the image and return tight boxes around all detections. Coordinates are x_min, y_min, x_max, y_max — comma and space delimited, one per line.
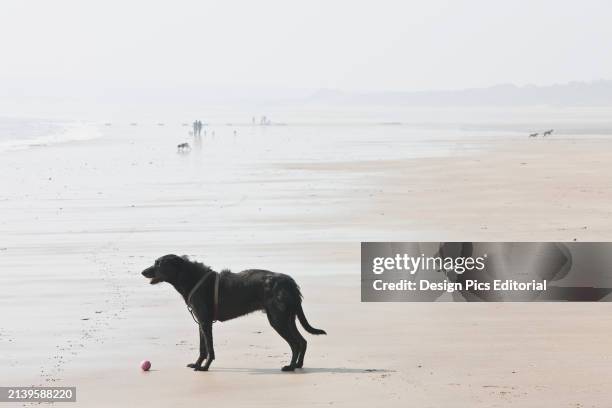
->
177, 142, 190, 152
528, 132, 538, 138
141, 254, 326, 372
543, 129, 554, 137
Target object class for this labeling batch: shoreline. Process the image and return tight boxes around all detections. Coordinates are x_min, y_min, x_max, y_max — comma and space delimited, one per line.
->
2, 123, 612, 406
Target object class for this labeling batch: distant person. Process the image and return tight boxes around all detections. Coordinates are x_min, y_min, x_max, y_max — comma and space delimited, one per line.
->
198, 120, 203, 136
193, 121, 198, 136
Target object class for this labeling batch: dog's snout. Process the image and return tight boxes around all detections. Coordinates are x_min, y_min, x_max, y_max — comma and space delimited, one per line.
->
142, 266, 155, 277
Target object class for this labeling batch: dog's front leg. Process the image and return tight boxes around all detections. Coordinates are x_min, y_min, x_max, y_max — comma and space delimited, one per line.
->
195, 319, 215, 371
187, 327, 207, 369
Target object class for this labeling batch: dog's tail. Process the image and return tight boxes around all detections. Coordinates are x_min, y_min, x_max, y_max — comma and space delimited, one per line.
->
296, 303, 326, 335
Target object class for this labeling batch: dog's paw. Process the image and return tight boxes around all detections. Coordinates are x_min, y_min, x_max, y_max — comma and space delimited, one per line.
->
193, 366, 209, 371
281, 365, 296, 372
187, 363, 199, 368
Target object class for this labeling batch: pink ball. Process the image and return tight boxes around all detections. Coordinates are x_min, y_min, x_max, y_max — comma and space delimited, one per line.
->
140, 360, 151, 371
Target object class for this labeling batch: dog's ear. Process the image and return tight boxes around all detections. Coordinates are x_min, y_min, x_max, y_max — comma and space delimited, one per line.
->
155, 256, 179, 282
180, 255, 190, 261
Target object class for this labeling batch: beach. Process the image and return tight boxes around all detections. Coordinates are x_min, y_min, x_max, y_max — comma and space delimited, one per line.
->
2, 113, 612, 407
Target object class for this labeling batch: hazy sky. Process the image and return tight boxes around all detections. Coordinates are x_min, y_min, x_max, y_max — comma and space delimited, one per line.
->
1, 0, 611, 92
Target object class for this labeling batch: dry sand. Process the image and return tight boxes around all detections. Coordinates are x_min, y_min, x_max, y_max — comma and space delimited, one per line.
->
2, 125, 612, 407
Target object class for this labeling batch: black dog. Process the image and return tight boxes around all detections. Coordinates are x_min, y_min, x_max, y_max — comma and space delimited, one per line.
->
141, 254, 326, 372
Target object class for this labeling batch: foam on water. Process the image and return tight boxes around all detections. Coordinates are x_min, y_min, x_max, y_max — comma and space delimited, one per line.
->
0, 118, 102, 153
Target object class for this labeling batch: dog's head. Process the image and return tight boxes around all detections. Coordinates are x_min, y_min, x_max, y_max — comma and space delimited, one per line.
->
142, 254, 187, 285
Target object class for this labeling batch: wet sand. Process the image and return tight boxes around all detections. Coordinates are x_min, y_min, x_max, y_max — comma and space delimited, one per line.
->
1, 124, 612, 407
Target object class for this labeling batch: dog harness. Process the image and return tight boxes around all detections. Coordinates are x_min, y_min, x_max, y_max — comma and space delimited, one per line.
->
186, 271, 220, 323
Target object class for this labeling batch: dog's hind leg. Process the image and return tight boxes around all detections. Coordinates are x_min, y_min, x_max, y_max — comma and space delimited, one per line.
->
266, 308, 299, 371
289, 315, 307, 368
